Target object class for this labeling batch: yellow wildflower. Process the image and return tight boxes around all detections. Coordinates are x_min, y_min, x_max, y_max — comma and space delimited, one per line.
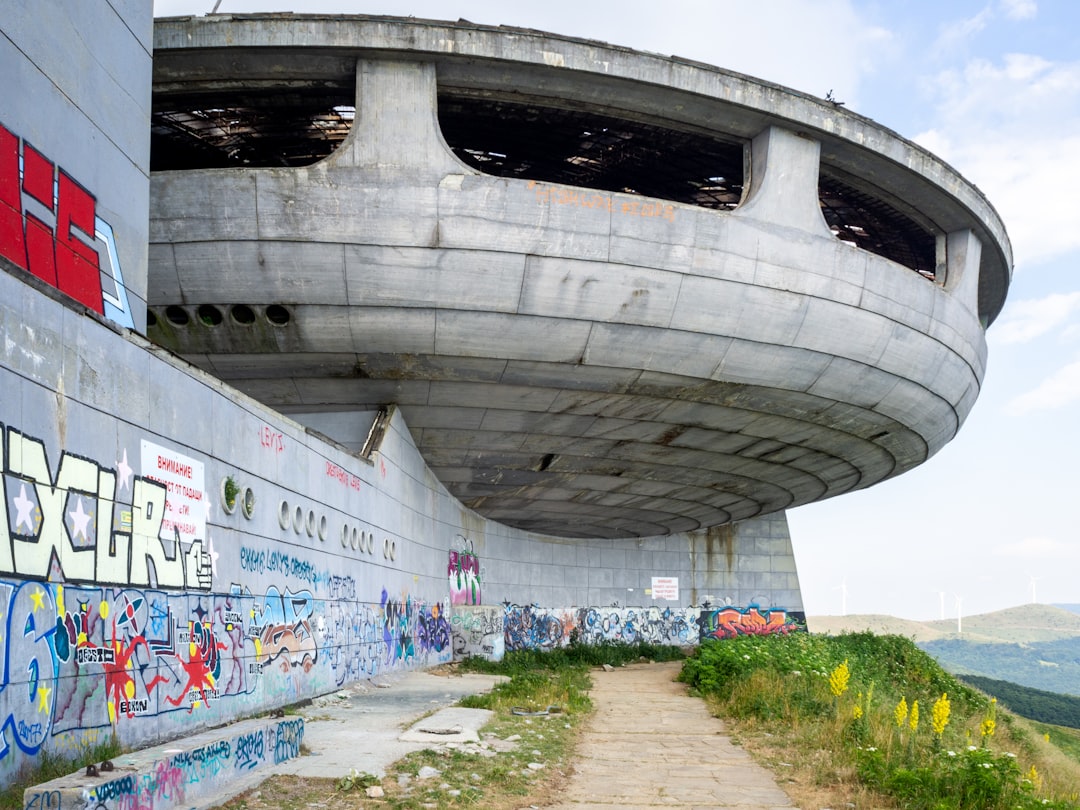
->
931, 693, 951, 736
829, 659, 851, 698
981, 698, 996, 740
894, 697, 908, 728
853, 703, 863, 720
1028, 765, 1042, 791
909, 699, 919, 732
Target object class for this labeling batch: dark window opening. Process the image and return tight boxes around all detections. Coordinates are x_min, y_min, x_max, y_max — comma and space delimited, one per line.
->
819, 173, 937, 280
151, 90, 356, 170
197, 304, 223, 326
438, 98, 745, 210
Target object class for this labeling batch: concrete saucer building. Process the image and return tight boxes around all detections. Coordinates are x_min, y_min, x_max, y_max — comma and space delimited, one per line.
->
0, 6, 1009, 792
149, 14, 1008, 539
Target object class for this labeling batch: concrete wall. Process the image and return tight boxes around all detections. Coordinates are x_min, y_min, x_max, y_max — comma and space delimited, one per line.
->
0, 0, 148, 330
0, 261, 803, 785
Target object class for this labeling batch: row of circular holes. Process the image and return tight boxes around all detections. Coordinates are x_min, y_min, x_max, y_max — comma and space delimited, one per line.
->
277, 499, 397, 561
148, 304, 291, 328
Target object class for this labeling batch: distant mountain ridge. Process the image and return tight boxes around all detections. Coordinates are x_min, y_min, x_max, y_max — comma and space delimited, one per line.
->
809, 604, 1080, 696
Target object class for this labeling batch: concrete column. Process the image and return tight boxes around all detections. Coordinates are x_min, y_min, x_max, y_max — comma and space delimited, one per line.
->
330, 59, 467, 176
734, 125, 832, 237
944, 229, 983, 320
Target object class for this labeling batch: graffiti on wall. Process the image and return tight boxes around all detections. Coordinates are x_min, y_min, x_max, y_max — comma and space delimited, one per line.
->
1, 425, 212, 590
0, 121, 134, 328
502, 603, 804, 653
698, 605, 804, 639
504, 604, 574, 652
24, 718, 306, 810
448, 536, 481, 606
449, 605, 503, 660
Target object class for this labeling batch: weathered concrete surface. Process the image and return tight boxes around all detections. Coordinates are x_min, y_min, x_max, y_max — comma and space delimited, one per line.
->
546, 662, 795, 809
149, 15, 1011, 539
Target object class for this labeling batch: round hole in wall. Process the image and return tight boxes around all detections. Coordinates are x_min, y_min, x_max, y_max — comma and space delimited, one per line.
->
340, 524, 349, 548
318, 514, 328, 542
278, 500, 291, 530
367, 533, 375, 554
305, 510, 316, 537
265, 304, 291, 326
292, 505, 303, 533
351, 527, 359, 550
241, 487, 256, 520
146, 309, 158, 327
197, 304, 223, 326
231, 304, 256, 325
389, 540, 397, 561
383, 537, 390, 559
165, 305, 190, 326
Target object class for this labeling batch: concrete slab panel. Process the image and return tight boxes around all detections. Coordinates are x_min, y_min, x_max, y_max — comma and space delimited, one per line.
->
519, 255, 681, 328
345, 244, 525, 311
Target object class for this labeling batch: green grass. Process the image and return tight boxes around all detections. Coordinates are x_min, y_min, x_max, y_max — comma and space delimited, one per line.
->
0, 737, 123, 810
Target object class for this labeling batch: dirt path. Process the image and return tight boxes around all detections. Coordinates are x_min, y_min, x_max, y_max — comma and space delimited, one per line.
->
543, 661, 797, 809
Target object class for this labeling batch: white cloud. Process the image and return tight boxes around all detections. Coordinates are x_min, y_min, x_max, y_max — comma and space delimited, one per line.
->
914, 54, 1080, 269
992, 536, 1079, 558
991, 292, 1080, 344
1006, 358, 1080, 413
1000, 0, 1037, 20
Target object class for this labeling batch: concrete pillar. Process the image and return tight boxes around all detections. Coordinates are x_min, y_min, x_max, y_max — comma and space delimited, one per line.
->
734, 126, 832, 237
944, 229, 983, 321
330, 59, 466, 177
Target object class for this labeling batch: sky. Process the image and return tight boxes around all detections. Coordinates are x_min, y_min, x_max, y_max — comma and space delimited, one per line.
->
153, 0, 1080, 621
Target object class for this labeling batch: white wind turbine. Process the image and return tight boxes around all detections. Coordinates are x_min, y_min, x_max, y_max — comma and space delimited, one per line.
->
955, 594, 964, 635
1029, 574, 1041, 605
834, 578, 848, 616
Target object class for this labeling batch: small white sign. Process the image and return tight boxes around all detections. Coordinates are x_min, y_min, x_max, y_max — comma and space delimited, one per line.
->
651, 577, 679, 601
141, 440, 206, 544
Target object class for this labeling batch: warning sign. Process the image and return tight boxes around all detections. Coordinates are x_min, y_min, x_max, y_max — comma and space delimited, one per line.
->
651, 577, 679, 601
141, 440, 206, 545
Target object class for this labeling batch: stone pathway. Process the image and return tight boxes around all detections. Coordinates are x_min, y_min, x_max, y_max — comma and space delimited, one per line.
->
543, 661, 797, 809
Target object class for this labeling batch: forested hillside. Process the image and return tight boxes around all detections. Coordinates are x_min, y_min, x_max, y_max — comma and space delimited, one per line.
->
960, 674, 1080, 729
920, 636, 1080, 696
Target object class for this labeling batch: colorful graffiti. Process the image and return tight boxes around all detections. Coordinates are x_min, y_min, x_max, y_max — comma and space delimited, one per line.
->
0, 120, 134, 328
447, 536, 481, 606
24, 718, 307, 810
1, 425, 212, 590
504, 604, 572, 652
698, 605, 804, 639
379, 589, 452, 667
500, 603, 804, 654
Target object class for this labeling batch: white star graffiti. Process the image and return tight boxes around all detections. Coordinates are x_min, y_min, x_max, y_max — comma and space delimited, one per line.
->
116, 448, 133, 492
13, 483, 35, 533
68, 496, 92, 542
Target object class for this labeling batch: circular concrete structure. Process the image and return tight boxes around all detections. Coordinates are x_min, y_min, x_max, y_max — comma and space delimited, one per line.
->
148, 14, 1011, 539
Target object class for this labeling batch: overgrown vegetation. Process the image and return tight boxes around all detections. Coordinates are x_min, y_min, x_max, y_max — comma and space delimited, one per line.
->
680, 632, 1080, 809
0, 737, 123, 810
961, 674, 1080, 729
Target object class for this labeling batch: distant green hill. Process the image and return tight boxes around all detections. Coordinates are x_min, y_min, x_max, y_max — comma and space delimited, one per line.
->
920, 636, 1080, 696
959, 674, 1080, 729
810, 604, 1080, 697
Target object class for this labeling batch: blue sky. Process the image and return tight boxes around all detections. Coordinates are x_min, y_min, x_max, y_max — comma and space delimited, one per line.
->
155, 0, 1080, 620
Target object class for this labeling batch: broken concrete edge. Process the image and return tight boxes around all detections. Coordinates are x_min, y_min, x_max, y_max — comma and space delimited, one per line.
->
23, 715, 305, 810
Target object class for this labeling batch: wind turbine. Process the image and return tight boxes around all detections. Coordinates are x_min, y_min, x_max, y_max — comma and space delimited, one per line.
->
955, 594, 963, 635
834, 578, 848, 616
1029, 575, 1041, 605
